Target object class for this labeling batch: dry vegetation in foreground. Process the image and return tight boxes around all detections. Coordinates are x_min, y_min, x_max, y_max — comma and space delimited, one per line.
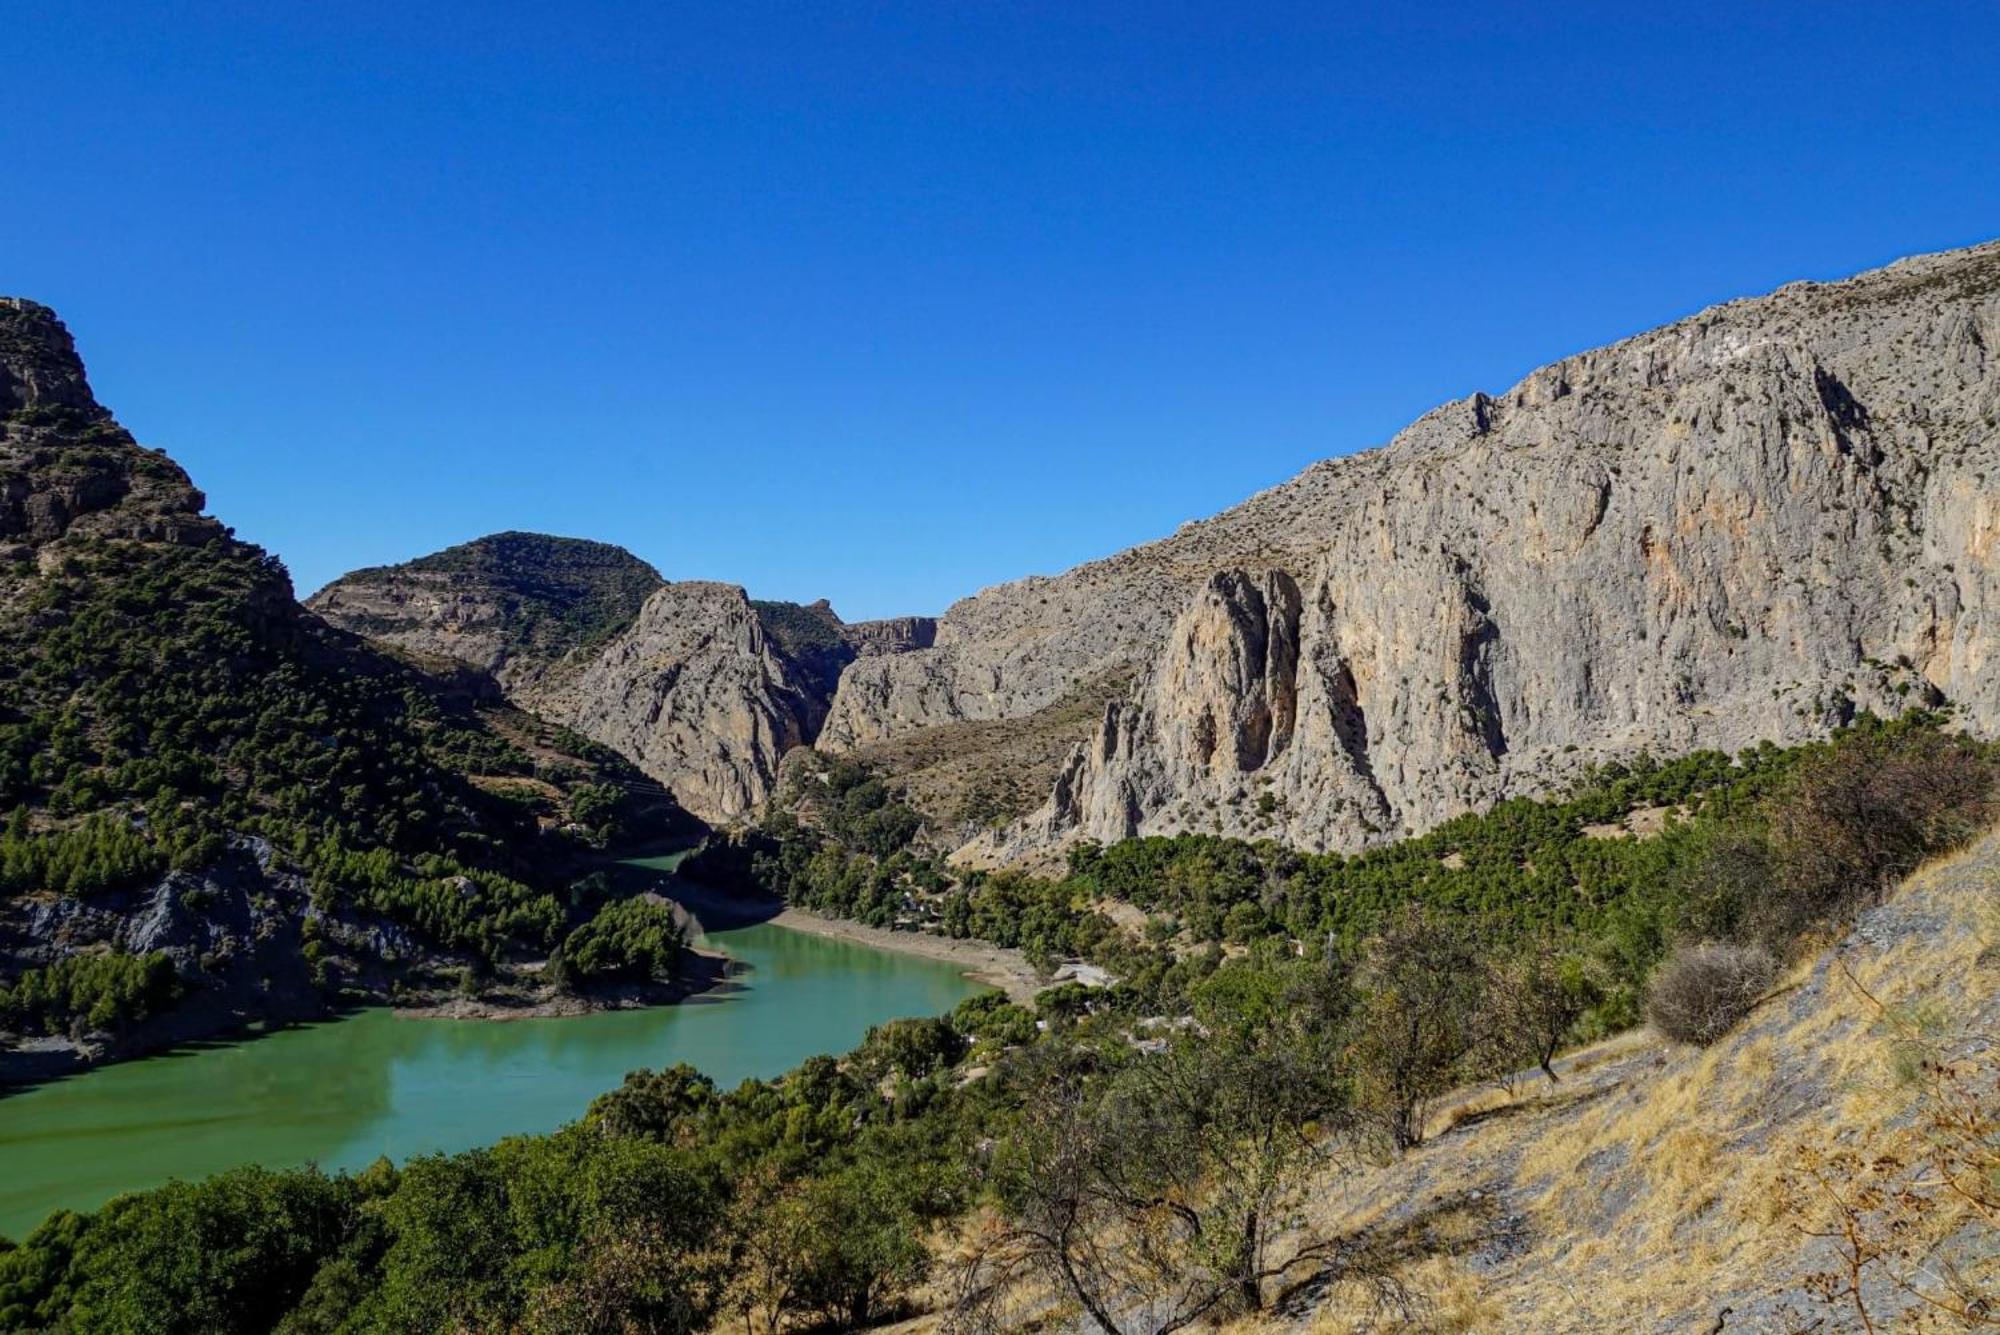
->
868, 831, 1998, 1335
1282, 833, 1999, 1334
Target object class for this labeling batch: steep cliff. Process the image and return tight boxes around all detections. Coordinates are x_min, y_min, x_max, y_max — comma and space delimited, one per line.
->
815, 241, 2000, 861
313, 549, 936, 823
0, 300, 221, 551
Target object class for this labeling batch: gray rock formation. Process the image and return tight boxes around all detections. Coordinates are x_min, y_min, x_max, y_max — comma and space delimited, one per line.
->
529, 581, 831, 822
0, 298, 220, 550
529, 588, 934, 821
829, 241, 2000, 860
304, 531, 666, 688
312, 545, 937, 823
313, 241, 2000, 855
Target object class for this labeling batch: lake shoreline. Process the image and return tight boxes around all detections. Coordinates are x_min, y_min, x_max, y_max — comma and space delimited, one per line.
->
662, 880, 1045, 1005
0, 888, 995, 1240
390, 947, 737, 1021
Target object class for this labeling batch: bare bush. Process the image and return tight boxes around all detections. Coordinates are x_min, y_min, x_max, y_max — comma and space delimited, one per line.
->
949, 1011, 1368, 1333
1488, 944, 1604, 1082
1776, 959, 2000, 1331
1645, 942, 1778, 1045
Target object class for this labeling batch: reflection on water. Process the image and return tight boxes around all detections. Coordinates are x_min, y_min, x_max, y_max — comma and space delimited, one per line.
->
0, 863, 984, 1240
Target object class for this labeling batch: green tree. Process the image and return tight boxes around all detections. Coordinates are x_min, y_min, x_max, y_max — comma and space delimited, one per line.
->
61, 1168, 356, 1335
1347, 907, 1489, 1151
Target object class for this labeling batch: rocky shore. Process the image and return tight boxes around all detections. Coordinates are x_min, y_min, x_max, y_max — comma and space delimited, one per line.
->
661, 879, 1044, 1004
0, 837, 741, 1089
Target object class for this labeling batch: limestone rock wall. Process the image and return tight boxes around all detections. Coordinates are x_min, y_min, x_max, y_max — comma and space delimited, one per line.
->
524, 582, 828, 822
865, 241, 2000, 860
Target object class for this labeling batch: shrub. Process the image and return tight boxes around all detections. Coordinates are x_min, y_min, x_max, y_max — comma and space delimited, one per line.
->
562, 898, 684, 982
1645, 941, 1778, 1045
1347, 907, 1489, 1150
0, 811, 163, 898
0, 950, 180, 1035
585, 1064, 719, 1143
1758, 724, 1993, 944
858, 1016, 966, 1081
1488, 944, 1603, 1081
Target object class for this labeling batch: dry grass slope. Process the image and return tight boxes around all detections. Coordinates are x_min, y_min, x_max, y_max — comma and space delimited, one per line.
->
1267, 829, 2000, 1334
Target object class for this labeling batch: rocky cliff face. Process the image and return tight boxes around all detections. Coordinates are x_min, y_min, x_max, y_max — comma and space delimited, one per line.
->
525, 591, 933, 822
313, 549, 937, 823
316, 242, 2000, 854
528, 582, 832, 822
822, 242, 2000, 861
0, 298, 221, 551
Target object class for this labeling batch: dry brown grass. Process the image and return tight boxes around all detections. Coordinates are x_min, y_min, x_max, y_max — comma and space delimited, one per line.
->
1226, 830, 2000, 1334
1296, 1256, 1497, 1334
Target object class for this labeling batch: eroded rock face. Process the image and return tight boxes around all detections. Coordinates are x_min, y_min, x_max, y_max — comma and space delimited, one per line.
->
898, 241, 2000, 860
529, 591, 936, 821
0, 298, 104, 417
527, 582, 827, 822
317, 242, 1999, 851
0, 299, 220, 550
313, 543, 938, 824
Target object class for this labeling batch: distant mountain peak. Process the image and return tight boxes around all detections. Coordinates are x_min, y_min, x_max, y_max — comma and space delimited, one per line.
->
315, 543, 937, 823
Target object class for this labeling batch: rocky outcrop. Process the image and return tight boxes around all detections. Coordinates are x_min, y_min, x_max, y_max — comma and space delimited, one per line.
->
0, 297, 107, 417
524, 591, 936, 822
305, 532, 666, 687
313, 546, 939, 824
869, 241, 2000, 860
530, 582, 829, 822
840, 613, 938, 658
0, 299, 221, 550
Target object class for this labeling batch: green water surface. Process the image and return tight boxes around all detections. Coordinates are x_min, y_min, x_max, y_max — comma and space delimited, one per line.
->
0, 859, 984, 1240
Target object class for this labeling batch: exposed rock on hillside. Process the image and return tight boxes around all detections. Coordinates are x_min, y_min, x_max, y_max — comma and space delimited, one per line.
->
0, 300, 697, 1081
0, 299, 221, 550
313, 548, 936, 823
825, 242, 2000, 861
533, 582, 833, 822
305, 531, 665, 686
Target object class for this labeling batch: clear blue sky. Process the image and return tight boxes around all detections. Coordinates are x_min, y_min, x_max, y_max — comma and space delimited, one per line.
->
5, 4, 1996, 618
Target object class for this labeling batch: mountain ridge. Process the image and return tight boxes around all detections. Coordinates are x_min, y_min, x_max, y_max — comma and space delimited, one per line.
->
823, 237, 2000, 861
307, 239, 1999, 864
0, 299, 698, 1081
311, 540, 937, 822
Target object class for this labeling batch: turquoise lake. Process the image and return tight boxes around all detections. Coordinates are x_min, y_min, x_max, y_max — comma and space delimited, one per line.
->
0, 858, 985, 1240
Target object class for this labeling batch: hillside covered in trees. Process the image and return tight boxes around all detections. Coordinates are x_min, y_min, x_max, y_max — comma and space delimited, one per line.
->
1, 717, 1990, 1331
0, 299, 702, 1077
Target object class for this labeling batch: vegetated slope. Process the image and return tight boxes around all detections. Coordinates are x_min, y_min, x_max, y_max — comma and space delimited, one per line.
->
0, 299, 698, 1080
1272, 827, 2000, 1334
313, 540, 938, 823
0, 720, 1985, 1332
306, 531, 667, 682
816, 240, 2000, 863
